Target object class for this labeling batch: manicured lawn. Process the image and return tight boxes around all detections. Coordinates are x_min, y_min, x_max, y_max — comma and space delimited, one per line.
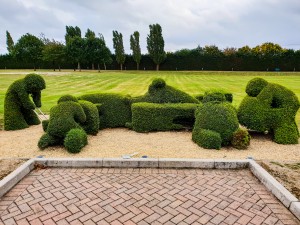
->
0, 70, 300, 127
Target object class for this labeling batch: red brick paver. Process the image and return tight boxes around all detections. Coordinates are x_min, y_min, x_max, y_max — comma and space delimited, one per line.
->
0, 168, 299, 225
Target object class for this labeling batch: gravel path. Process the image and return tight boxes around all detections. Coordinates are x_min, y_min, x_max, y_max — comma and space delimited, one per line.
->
0, 125, 299, 160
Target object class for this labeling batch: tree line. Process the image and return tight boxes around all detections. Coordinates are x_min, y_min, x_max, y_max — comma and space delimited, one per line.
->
1, 24, 300, 71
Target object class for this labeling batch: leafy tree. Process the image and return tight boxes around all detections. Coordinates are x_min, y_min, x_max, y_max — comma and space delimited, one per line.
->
203, 45, 223, 56
85, 29, 96, 39
147, 24, 166, 71
65, 26, 81, 44
252, 42, 284, 58
84, 29, 97, 69
13, 33, 44, 70
42, 40, 65, 71
130, 31, 141, 70
112, 30, 126, 70
95, 34, 112, 71
6, 31, 14, 54
66, 36, 85, 71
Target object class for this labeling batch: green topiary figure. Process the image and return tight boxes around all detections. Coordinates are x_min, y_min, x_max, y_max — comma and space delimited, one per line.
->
133, 78, 200, 104
192, 101, 240, 149
4, 73, 46, 130
38, 95, 88, 153
238, 78, 300, 144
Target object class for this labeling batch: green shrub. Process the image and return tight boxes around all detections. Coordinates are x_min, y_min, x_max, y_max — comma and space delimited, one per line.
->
224, 93, 233, 103
193, 102, 239, 146
4, 73, 46, 130
38, 133, 62, 149
194, 94, 204, 102
274, 123, 299, 144
192, 128, 222, 150
64, 129, 87, 153
246, 78, 268, 97
78, 100, 99, 135
46, 101, 86, 138
231, 128, 251, 149
133, 78, 199, 104
203, 92, 226, 103
238, 78, 299, 144
79, 93, 131, 129
130, 103, 199, 132
58, 94, 78, 103
42, 120, 49, 132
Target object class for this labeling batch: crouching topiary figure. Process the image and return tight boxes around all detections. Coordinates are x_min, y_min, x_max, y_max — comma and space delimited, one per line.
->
38, 95, 90, 153
238, 78, 300, 144
4, 73, 46, 130
192, 91, 250, 150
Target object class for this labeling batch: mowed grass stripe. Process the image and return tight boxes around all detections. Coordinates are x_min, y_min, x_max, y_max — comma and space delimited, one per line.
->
0, 70, 299, 127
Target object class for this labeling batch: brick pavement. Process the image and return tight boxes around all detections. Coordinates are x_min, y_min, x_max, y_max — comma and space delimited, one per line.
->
0, 168, 299, 225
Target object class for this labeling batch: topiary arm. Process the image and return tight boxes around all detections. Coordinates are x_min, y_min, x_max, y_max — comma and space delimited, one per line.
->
74, 104, 87, 124
16, 82, 35, 110
31, 91, 42, 108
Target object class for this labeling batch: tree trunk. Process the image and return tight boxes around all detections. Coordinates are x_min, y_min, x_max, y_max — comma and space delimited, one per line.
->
156, 64, 159, 71
120, 64, 123, 71
97, 63, 100, 72
104, 63, 107, 70
33, 63, 36, 71
78, 62, 81, 71
58, 64, 61, 72
92, 63, 95, 70
137, 63, 139, 70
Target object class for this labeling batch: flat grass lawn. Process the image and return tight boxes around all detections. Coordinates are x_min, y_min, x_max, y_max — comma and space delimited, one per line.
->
0, 70, 300, 128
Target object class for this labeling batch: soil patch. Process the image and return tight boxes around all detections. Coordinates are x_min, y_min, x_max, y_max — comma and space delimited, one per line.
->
259, 160, 300, 200
0, 159, 27, 180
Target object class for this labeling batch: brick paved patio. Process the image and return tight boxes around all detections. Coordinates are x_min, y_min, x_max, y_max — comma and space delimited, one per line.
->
0, 168, 299, 225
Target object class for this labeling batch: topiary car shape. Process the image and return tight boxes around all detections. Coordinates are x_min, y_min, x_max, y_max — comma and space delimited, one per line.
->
4, 74, 46, 130
238, 78, 300, 144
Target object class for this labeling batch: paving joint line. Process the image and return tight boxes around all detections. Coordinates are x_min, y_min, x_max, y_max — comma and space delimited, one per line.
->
0, 157, 299, 221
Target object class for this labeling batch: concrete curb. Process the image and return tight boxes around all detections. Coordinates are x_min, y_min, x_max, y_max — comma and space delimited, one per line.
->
0, 158, 299, 221
0, 158, 35, 198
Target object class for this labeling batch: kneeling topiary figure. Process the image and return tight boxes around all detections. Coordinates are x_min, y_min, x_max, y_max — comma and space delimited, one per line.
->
38, 95, 88, 153
238, 78, 300, 144
192, 92, 241, 150
4, 73, 46, 130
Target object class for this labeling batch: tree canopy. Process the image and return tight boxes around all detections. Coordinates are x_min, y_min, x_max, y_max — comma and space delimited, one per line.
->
130, 31, 141, 70
112, 30, 126, 70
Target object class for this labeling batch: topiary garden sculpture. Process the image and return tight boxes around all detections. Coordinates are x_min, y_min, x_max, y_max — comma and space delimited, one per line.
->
4, 74, 46, 130
192, 92, 241, 149
238, 78, 300, 144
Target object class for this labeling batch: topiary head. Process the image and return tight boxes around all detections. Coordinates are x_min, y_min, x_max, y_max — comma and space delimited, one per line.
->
58, 95, 78, 104
24, 74, 46, 92
149, 78, 166, 94
246, 78, 268, 97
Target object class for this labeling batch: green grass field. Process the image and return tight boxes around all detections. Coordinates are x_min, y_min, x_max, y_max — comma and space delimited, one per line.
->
1, 70, 300, 128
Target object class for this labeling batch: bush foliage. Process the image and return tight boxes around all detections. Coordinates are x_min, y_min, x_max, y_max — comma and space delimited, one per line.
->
79, 93, 131, 129
192, 102, 239, 149
64, 128, 88, 153
4, 73, 46, 130
133, 78, 199, 104
192, 128, 222, 150
238, 78, 300, 144
231, 128, 251, 150
78, 100, 99, 135
130, 103, 199, 132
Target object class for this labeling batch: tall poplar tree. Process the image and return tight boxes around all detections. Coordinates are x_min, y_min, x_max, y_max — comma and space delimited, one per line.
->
112, 30, 126, 70
130, 31, 141, 70
147, 24, 166, 71
6, 31, 14, 54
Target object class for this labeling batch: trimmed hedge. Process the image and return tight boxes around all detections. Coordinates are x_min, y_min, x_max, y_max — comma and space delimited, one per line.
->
58, 94, 78, 103
38, 133, 62, 149
192, 128, 222, 150
64, 128, 88, 153
133, 78, 199, 104
193, 102, 239, 147
231, 128, 251, 149
238, 78, 300, 144
78, 100, 99, 135
4, 73, 46, 130
79, 93, 131, 129
201, 90, 233, 103
130, 103, 199, 132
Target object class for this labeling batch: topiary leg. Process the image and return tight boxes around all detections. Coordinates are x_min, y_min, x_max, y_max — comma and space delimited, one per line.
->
22, 108, 40, 125
192, 128, 222, 150
274, 123, 299, 144
38, 133, 61, 150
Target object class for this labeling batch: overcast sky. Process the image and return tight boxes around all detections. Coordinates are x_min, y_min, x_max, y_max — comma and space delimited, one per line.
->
1, 0, 300, 54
